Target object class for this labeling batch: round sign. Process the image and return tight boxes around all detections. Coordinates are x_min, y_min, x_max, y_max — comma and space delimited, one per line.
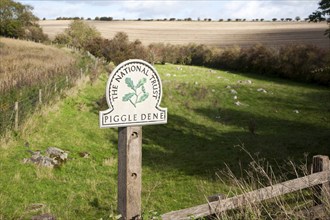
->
99, 59, 167, 128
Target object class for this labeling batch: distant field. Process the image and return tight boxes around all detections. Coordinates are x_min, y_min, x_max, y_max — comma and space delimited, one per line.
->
39, 20, 329, 48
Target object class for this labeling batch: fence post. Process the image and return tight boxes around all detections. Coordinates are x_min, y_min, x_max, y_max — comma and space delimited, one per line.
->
14, 102, 19, 131
39, 89, 42, 104
312, 155, 330, 205
54, 83, 57, 92
66, 76, 69, 87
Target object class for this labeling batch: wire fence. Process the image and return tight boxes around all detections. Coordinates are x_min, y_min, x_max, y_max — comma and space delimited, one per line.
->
0, 68, 88, 136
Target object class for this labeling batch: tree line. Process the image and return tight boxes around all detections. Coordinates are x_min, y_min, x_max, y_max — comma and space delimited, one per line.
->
0, 0, 48, 42
54, 20, 330, 86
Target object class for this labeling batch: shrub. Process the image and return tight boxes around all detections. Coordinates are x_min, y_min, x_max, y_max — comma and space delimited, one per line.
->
54, 20, 101, 49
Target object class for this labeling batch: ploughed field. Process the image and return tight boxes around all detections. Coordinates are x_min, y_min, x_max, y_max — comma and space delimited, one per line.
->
39, 20, 329, 48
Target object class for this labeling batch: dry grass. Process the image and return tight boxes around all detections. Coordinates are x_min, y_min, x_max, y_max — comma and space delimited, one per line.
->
0, 38, 77, 96
213, 148, 330, 220
39, 20, 329, 48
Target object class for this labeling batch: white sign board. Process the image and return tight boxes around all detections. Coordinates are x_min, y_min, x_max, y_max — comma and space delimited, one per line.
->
99, 59, 167, 128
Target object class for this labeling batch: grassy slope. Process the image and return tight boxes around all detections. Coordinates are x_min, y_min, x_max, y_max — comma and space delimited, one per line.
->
0, 64, 329, 219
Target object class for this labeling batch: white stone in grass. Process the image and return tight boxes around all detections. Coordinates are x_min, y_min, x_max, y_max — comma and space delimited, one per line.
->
226, 85, 231, 89
233, 96, 238, 100
257, 88, 267, 93
230, 89, 238, 94
212, 89, 215, 92
235, 101, 241, 106
166, 73, 171, 77
293, 110, 300, 114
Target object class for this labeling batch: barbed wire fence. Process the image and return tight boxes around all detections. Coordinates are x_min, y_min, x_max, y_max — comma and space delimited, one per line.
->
1, 37, 103, 137
0, 65, 93, 137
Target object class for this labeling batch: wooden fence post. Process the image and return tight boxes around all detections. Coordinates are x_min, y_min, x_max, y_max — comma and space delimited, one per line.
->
14, 102, 19, 131
66, 76, 69, 87
312, 155, 330, 205
118, 126, 142, 220
39, 89, 42, 104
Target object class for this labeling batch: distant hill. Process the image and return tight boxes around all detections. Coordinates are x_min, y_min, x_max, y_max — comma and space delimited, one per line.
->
39, 20, 329, 49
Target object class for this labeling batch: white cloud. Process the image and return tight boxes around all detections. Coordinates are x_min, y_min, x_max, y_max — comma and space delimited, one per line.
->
17, 0, 320, 20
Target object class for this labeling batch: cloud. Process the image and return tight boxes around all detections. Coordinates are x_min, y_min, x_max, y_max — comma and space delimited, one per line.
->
17, 0, 319, 20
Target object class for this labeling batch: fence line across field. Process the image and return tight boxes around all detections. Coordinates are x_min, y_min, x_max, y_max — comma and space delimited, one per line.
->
0, 67, 88, 135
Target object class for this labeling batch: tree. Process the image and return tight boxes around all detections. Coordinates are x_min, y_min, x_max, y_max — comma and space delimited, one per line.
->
0, 0, 42, 39
309, 0, 330, 38
54, 20, 101, 49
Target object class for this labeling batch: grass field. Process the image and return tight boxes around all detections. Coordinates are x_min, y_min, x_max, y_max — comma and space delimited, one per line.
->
39, 20, 330, 49
1, 63, 329, 219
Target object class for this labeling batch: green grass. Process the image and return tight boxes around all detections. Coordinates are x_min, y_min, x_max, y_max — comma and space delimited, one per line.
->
0, 64, 329, 219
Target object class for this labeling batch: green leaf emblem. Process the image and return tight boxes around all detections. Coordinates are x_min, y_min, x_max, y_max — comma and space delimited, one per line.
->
122, 77, 149, 108
137, 93, 149, 103
135, 78, 147, 89
125, 77, 135, 91
122, 93, 135, 102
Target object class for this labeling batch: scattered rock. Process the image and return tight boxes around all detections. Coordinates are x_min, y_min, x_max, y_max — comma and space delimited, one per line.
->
235, 101, 242, 106
23, 147, 68, 168
233, 96, 238, 100
293, 110, 300, 114
26, 203, 46, 212
31, 213, 56, 220
225, 85, 231, 89
166, 73, 171, 77
237, 80, 253, 84
79, 152, 90, 158
46, 147, 68, 163
230, 89, 238, 94
257, 88, 267, 93
211, 89, 215, 92
176, 67, 182, 71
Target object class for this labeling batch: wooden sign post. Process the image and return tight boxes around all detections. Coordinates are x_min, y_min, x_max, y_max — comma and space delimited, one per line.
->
118, 126, 142, 219
100, 60, 167, 219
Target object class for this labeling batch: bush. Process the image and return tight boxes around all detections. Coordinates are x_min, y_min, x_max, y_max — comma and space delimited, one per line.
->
23, 25, 48, 42
54, 20, 101, 49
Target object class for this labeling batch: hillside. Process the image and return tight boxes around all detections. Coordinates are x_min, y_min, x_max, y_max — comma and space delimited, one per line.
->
39, 20, 330, 48
0, 63, 329, 219
0, 38, 92, 135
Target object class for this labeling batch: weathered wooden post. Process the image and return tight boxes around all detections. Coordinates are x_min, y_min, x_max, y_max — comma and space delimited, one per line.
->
66, 76, 69, 87
100, 59, 167, 219
312, 155, 330, 205
39, 89, 42, 104
14, 101, 19, 130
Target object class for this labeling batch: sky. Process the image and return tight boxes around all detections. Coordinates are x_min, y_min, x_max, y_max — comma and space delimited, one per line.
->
17, 0, 320, 21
